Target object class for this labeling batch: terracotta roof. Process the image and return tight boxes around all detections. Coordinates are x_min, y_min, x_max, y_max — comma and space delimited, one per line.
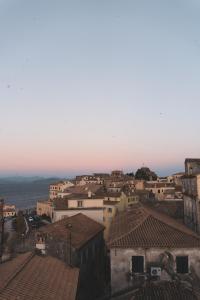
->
105, 192, 121, 197
39, 213, 104, 249
0, 252, 79, 300
103, 200, 119, 206
108, 203, 200, 249
151, 201, 184, 220
53, 198, 68, 210
64, 184, 103, 195
132, 281, 197, 300
145, 182, 175, 188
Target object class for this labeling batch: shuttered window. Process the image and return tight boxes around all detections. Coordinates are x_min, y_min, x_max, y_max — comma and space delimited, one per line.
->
176, 256, 188, 274
132, 256, 144, 273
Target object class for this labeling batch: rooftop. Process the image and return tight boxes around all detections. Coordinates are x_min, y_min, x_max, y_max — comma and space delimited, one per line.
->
64, 184, 104, 195
145, 182, 175, 188
39, 213, 104, 249
131, 281, 197, 300
0, 252, 79, 300
108, 203, 200, 249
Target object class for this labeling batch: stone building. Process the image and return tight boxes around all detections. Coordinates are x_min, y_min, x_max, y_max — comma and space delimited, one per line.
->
185, 158, 200, 175
49, 180, 74, 200
145, 182, 175, 200
108, 203, 200, 295
182, 174, 200, 234
36, 213, 109, 300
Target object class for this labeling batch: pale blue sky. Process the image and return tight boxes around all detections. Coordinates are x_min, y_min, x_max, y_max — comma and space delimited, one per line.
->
0, 0, 200, 176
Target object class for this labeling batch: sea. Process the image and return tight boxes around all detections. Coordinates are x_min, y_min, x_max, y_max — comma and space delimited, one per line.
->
0, 182, 49, 210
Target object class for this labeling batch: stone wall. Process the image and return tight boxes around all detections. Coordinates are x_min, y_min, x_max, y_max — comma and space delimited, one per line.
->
110, 247, 200, 294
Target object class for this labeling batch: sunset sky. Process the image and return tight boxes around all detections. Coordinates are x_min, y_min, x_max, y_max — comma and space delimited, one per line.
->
1, 0, 200, 177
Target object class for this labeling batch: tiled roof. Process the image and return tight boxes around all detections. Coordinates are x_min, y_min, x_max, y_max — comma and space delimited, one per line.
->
0, 252, 79, 300
132, 281, 197, 300
53, 198, 68, 210
105, 192, 122, 197
145, 182, 175, 188
103, 200, 119, 206
151, 201, 184, 219
108, 203, 200, 249
39, 213, 104, 249
64, 184, 103, 195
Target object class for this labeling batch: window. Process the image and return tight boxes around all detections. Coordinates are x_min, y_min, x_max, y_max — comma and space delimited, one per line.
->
132, 256, 144, 273
176, 256, 188, 274
158, 189, 160, 193
77, 200, 83, 208
108, 207, 112, 213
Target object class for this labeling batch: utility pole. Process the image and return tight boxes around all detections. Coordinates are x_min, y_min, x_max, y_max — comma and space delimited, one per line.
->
0, 198, 4, 263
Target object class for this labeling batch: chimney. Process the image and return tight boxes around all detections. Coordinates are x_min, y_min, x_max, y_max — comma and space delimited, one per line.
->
35, 233, 46, 255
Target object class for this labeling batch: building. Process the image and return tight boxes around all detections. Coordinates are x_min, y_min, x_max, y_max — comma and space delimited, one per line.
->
49, 180, 74, 200
134, 180, 145, 190
3, 204, 16, 218
171, 172, 185, 186
36, 200, 53, 218
75, 175, 104, 186
145, 182, 175, 201
51, 193, 104, 224
108, 203, 200, 294
111, 170, 124, 178
0, 251, 79, 300
182, 174, 200, 233
37, 213, 109, 299
103, 189, 142, 239
185, 158, 200, 176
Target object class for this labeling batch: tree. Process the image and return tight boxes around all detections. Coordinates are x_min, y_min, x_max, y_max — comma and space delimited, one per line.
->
126, 172, 134, 177
135, 167, 157, 181
15, 211, 26, 235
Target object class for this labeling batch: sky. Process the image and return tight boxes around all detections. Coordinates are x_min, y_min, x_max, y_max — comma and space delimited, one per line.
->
0, 0, 200, 177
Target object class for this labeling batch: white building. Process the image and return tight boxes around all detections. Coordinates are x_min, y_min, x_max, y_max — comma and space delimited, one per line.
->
3, 204, 16, 217
49, 181, 74, 200
51, 192, 104, 224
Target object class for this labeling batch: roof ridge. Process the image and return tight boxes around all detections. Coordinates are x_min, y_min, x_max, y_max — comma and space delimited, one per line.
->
0, 252, 34, 293
143, 205, 200, 240
148, 214, 200, 243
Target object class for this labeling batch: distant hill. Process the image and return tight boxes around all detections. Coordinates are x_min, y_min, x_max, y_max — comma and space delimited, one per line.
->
0, 176, 64, 184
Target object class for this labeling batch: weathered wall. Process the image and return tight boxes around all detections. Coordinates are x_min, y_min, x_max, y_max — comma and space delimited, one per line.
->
68, 198, 103, 208
110, 247, 200, 294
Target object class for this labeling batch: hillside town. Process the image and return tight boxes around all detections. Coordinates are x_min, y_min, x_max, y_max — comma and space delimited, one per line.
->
1, 158, 200, 299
